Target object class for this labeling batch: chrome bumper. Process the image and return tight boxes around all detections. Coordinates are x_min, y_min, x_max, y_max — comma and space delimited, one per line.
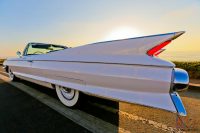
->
173, 68, 189, 91
171, 92, 187, 116
2, 65, 7, 73
2, 65, 6, 69
170, 68, 189, 116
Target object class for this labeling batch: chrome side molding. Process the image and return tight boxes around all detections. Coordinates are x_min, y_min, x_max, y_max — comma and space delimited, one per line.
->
170, 92, 187, 116
173, 68, 189, 91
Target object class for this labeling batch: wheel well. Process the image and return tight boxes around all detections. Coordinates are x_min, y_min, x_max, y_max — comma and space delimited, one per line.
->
51, 84, 56, 89
5, 66, 9, 73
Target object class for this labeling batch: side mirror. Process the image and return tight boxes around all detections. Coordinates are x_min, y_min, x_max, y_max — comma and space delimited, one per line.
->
16, 51, 22, 57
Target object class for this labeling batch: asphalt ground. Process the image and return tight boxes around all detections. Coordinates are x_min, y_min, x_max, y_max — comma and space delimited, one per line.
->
0, 78, 90, 133
0, 66, 200, 133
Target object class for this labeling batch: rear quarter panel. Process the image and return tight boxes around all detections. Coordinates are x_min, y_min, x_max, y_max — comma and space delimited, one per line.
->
27, 61, 176, 112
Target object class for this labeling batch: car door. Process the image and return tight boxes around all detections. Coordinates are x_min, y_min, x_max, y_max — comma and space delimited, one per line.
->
9, 44, 33, 77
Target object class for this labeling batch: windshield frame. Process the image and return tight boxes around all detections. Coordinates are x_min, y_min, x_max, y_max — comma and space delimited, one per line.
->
23, 43, 67, 56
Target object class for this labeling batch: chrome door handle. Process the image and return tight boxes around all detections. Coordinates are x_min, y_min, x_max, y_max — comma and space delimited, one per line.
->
27, 60, 33, 63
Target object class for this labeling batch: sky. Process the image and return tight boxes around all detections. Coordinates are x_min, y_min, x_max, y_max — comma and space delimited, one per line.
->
0, 0, 200, 59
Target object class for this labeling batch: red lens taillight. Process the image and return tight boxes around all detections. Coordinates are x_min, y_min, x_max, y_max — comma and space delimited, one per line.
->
147, 40, 171, 56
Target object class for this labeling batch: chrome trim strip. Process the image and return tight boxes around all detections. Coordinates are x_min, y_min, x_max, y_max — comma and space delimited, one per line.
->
6, 60, 174, 68
170, 92, 187, 116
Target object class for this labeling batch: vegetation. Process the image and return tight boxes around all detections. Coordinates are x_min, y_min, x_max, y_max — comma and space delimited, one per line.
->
174, 61, 200, 79
0, 59, 5, 65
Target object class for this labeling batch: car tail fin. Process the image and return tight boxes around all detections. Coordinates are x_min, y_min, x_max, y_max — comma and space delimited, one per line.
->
146, 31, 185, 56
147, 40, 171, 56
66, 31, 185, 56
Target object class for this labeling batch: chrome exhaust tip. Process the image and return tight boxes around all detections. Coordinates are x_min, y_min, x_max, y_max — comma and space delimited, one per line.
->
173, 68, 189, 91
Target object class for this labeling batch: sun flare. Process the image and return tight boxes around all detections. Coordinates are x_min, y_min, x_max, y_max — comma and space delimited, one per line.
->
104, 27, 142, 41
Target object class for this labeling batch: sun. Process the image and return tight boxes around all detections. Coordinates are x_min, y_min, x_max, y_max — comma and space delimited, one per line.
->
104, 27, 142, 41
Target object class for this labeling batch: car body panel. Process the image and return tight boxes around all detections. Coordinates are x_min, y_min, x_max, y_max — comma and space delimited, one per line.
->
3, 31, 187, 115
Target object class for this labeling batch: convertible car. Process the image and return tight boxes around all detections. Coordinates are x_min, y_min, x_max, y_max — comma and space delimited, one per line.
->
3, 31, 189, 116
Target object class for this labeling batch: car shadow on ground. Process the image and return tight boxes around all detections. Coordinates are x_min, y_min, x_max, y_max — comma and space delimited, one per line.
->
3, 76, 200, 133
20, 79, 120, 129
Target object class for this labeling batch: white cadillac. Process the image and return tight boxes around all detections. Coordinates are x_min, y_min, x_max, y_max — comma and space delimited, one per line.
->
3, 31, 189, 116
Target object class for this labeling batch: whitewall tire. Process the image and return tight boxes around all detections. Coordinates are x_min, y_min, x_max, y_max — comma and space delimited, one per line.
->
55, 85, 80, 107
8, 67, 18, 81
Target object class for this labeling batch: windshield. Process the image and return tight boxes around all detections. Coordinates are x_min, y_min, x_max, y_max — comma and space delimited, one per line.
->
25, 44, 67, 56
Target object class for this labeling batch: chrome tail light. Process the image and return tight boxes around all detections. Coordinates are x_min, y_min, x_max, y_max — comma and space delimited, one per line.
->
172, 68, 189, 91
170, 68, 189, 116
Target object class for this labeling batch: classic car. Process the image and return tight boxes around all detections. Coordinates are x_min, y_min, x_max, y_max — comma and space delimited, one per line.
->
3, 32, 189, 116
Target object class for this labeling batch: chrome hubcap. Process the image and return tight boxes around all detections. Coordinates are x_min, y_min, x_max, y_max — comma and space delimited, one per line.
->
59, 86, 75, 100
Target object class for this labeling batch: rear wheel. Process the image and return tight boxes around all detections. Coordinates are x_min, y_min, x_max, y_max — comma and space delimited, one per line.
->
55, 85, 80, 107
8, 67, 19, 81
